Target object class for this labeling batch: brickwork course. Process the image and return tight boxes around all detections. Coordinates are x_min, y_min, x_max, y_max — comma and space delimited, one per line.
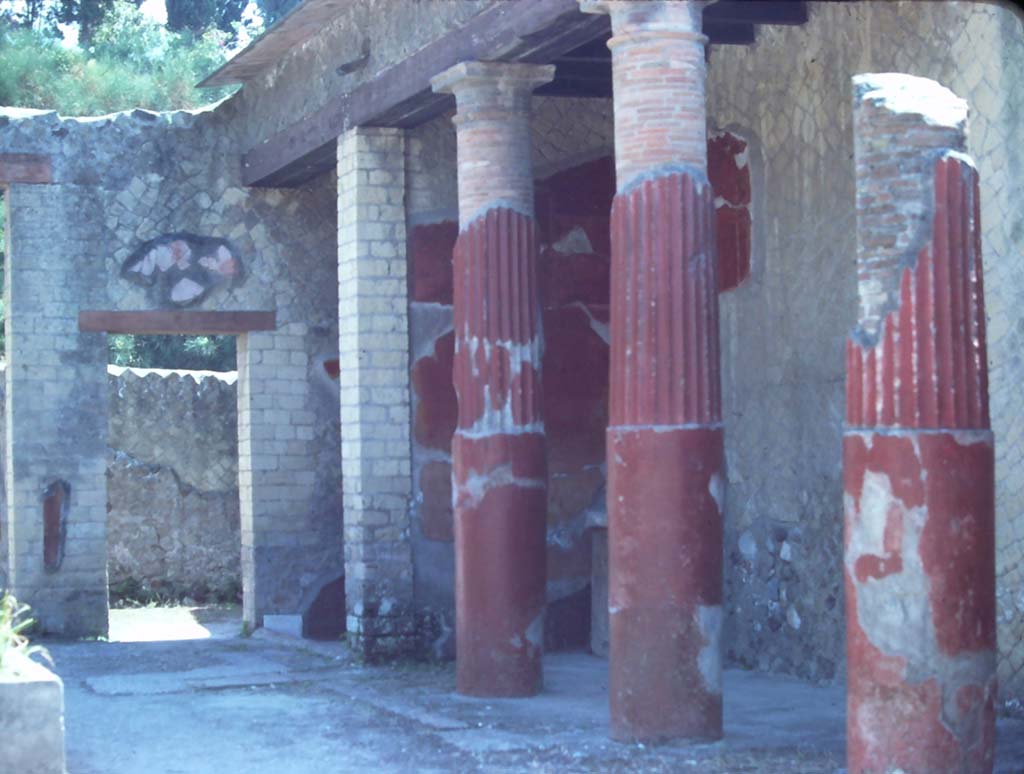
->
0, 0, 1022, 762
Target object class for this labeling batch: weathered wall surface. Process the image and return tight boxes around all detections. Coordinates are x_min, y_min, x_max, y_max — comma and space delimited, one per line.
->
232, 0, 495, 150
706, 0, 1024, 704
1, 363, 242, 600
106, 366, 240, 601
0, 100, 342, 634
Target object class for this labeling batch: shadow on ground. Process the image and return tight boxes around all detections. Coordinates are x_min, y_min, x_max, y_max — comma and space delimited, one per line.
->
38, 607, 1024, 774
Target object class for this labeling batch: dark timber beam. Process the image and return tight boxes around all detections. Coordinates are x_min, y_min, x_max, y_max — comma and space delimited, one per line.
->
79, 310, 276, 335
243, 0, 595, 186
705, 0, 808, 26
0, 153, 53, 184
241, 0, 808, 187
704, 21, 756, 45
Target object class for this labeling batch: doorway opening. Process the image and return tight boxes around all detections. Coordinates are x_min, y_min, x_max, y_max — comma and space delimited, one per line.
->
105, 332, 241, 642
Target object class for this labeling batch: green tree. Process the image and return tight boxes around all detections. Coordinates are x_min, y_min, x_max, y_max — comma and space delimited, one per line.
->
0, 1, 251, 369
0, 0, 57, 30
56, 0, 137, 43
109, 333, 236, 372
256, 0, 299, 26
166, 0, 247, 36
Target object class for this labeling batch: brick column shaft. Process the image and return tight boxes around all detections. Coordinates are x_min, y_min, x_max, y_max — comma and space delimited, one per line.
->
845, 74, 996, 773
582, 0, 724, 743
432, 62, 554, 697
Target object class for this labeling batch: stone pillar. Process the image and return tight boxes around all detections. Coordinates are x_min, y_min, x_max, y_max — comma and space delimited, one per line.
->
4, 182, 109, 637
580, 0, 723, 743
845, 74, 996, 774
431, 62, 553, 697
236, 322, 324, 633
337, 127, 416, 661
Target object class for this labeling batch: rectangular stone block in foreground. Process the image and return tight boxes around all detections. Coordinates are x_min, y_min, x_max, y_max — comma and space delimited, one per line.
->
0, 651, 67, 774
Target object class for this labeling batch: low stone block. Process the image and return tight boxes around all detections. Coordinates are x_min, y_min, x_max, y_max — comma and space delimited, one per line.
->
0, 651, 67, 774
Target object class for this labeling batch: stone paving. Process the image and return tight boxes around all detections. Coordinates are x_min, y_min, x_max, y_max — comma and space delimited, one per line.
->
35, 607, 1024, 773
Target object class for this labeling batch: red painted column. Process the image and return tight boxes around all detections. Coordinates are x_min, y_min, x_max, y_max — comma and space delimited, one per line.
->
431, 62, 554, 697
845, 74, 996, 774
581, 0, 723, 742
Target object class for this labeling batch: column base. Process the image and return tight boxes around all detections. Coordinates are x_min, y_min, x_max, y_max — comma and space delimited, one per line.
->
607, 425, 724, 742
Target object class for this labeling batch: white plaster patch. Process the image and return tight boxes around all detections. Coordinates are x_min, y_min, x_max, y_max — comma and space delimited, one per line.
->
170, 277, 204, 304
458, 333, 545, 438
787, 605, 802, 630
780, 541, 793, 562
571, 301, 610, 345
738, 530, 757, 561
854, 73, 968, 129
708, 473, 725, 515
734, 145, 750, 170
552, 226, 594, 255
525, 612, 544, 650
847, 463, 996, 744
696, 605, 723, 695
455, 463, 545, 509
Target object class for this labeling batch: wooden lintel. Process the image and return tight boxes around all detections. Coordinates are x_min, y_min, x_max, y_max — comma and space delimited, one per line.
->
705, 0, 808, 26
79, 310, 276, 335
705, 21, 757, 46
241, 0, 805, 187
0, 153, 53, 185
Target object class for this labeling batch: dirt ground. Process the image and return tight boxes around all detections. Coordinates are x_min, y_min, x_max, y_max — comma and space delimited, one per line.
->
38, 606, 1024, 774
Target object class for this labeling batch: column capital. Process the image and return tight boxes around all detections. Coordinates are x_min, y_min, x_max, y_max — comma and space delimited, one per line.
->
431, 61, 552, 225
579, 0, 708, 42
431, 61, 555, 103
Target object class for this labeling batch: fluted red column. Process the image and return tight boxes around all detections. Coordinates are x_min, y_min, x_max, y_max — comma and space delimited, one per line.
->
845, 74, 996, 774
431, 62, 554, 697
581, 0, 723, 742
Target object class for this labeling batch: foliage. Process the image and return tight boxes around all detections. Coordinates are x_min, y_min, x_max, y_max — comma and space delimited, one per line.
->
0, 0, 58, 31
166, 0, 246, 36
256, 0, 299, 25
0, 1, 252, 370
109, 333, 236, 372
56, 0, 137, 43
0, 591, 51, 670
0, 4, 237, 115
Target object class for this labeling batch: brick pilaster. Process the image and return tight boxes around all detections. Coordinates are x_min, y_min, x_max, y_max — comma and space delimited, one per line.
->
336, 127, 416, 660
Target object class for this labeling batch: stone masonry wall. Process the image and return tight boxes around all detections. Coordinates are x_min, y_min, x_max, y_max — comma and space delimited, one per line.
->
2, 363, 242, 601
706, 0, 1024, 706
233, 0, 495, 152
0, 100, 342, 635
106, 366, 240, 601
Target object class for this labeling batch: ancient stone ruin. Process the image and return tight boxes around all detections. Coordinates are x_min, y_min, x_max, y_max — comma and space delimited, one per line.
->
1, 1, 1022, 770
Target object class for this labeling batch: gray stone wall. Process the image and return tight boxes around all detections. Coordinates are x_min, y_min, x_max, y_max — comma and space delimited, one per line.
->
106, 366, 240, 601
0, 100, 342, 635
707, 0, 1024, 703
2, 363, 242, 601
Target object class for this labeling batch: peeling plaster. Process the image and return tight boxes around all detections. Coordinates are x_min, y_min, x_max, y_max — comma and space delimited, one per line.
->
697, 604, 723, 695
454, 463, 545, 510
847, 466, 995, 745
